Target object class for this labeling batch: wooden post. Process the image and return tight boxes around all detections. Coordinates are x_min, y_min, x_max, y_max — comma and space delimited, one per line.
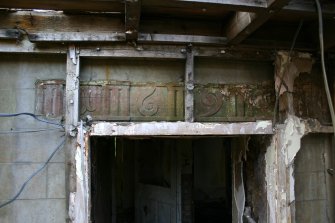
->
65, 44, 81, 222
185, 45, 194, 122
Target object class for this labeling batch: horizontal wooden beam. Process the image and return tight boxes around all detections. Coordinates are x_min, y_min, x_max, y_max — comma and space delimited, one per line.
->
28, 32, 125, 42
138, 33, 227, 45
0, 38, 275, 60
0, 29, 22, 40
0, 0, 124, 12
90, 121, 274, 136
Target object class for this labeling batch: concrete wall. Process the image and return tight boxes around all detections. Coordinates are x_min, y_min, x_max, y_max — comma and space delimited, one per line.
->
0, 54, 67, 223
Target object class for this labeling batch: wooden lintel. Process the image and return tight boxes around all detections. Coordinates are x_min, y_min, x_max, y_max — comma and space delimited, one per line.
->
28, 32, 126, 42
138, 33, 227, 45
0, 29, 21, 40
0, 38, 274, 60
91, 121, 274, 136
125, 0, 141, 41
224, 0, 291, 45
80, 48, 186, 59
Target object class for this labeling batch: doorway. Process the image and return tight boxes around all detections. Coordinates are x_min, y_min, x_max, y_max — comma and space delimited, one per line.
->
90, 137, 233, 223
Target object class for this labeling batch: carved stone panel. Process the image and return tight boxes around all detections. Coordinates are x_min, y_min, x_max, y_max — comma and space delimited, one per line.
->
80, 82, 184, 121
35, 80, 65, 117
194, 82, 275, 122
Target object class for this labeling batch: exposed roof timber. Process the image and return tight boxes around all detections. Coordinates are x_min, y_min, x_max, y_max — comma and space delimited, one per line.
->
28, 32, 126, 42
125, 0, 141, 41
143, 0, 335, 16
138, 33, 227, 45
0, 28, 21, 39
0, 0, 124, 12
224, 0, 291, 44
142, 0, 267, 13
0, 0, 334, 15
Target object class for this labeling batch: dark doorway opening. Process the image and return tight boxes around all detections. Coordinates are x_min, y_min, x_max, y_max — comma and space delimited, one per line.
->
90, 137, 232, 223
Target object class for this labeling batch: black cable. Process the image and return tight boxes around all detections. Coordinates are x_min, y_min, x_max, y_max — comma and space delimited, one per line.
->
314, 0, 335, 139
273, 20, 304, 125
0, 137, 66, 209
0, 128, 63, 134
0, 113, 64, 128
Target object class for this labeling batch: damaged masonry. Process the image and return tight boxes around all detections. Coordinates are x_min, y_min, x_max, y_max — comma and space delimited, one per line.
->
0, 1, 335, 223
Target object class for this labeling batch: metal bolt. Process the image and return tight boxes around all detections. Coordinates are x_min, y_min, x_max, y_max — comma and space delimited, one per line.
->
70, 99, 74, 104
220, 49, 226, 54
96, 47, 101, 51
180, 48, 187, 53
186, 83, 194, 90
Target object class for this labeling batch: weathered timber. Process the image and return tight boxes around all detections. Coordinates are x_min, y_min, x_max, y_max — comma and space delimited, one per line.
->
185, 46, 194, 122
224, 0, 291, 44
138, 33, 227, 45
28, 32, 125, 42
0, 0, 124, 12
0, 38, 275, 60
125, 0, 141, 41
91, 121, 274, 136
143, 0, 335, 17
66, 45, 80, 131
0, 29, 21, 40
0, 11, 124, 34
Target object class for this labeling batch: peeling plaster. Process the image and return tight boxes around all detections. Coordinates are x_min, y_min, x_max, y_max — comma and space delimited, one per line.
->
275, 51, 313, 96
69, 122, 90, 223
265, 115, 327, 223
283, 115, 305, 165
90, 121, 273, 136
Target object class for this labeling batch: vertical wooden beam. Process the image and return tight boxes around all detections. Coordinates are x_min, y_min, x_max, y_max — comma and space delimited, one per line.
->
224, 0, 291, 44
185, 45, 194, 122
125, 0, 141, 41
66, 44, 80, 131
65, 44, 80, 222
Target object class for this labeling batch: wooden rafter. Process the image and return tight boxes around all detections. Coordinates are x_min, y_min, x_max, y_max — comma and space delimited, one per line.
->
224, 0, 291, 45
125, 0, 141, 41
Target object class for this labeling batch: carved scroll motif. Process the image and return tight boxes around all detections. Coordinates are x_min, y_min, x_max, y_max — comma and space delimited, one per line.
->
138, 88, 159, 116
80, 86, 103, 115
198, 91, 223, 117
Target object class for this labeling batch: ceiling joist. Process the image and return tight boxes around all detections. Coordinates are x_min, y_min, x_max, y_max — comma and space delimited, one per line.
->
125, 0, 141, 41
224, 0, 291, 45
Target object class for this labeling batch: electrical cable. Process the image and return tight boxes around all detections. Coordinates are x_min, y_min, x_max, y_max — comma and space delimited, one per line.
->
273, 20, 304, 125
0, 137, 66, 209
0, 112, 64, 128
314, 0, 335, 138
0, 128, 64, 134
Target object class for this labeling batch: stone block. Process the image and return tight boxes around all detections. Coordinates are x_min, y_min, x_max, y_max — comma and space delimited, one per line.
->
0, 163, 47, 200
0, 199, 14, 223
47, 163, 66, 199
13, 199, 66, 223
13, 133, 65, 163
